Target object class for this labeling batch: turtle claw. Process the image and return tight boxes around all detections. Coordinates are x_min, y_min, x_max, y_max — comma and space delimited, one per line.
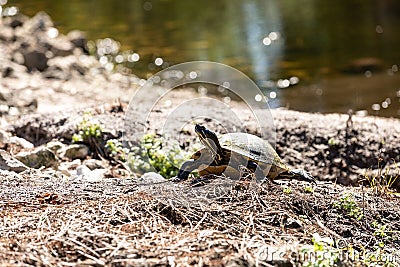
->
170, 176, 184, 183
176, 169, 191, 181
288, 169, 316, 184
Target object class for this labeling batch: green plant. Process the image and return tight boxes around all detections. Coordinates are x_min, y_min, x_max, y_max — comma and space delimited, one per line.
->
373, 224, 387, 238
127, 133, 194, 179
371, 221, 398, 248
105, 139, 128, 161
72, 112, 104, 156
333, 193, 363, 220
328, 138, 338, 146
365, 159, 399, 196
304, 186, 314, 193
302, 233, 339, 267
72, 112, 103, 142
283, 186, 292, 194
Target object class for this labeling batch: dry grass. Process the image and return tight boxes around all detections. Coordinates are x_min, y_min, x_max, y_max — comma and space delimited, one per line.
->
1, 175, 400, 266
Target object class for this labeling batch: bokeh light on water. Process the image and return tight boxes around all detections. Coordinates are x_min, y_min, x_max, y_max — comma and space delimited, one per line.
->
6, 0, 400, 117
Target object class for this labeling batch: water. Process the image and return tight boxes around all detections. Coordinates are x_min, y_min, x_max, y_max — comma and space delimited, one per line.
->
6, 0, 400, 117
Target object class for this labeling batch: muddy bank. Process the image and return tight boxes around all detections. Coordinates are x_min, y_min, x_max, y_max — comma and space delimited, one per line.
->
9, 101, 400, 188
273, 110, 400, 186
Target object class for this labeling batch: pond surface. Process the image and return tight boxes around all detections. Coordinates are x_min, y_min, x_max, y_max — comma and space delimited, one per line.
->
7, 0, 400, 117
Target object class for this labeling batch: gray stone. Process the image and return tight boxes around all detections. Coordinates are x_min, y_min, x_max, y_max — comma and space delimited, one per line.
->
11, 51, 25, 65
74, 165, 105, 182
9, 136, 34, 149
2, 66, 14, 78
76, 164, 91, 176
22, 49, 48, 71
58, 159, 81, 176
0, 130, 11, 143
47, 36, 74, 57
46, 140, 65, 154
4, 89, 38, 113
61, 144, 89, 160
67, 30, 87, 52
8, 107, 19, 116
0, 27, 14, 42
16, 147, 58, 169
0, 149, 28, 173
83, 158, 108, 170
139, 172, 166, 184
44, 55, 86, 80
0, 105, 9, 114
2, 14, 28, 28
42, 65, 70, 80
23, 11, 54, 33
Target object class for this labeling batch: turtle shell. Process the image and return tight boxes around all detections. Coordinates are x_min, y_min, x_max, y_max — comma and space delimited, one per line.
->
219, 133, 287, 170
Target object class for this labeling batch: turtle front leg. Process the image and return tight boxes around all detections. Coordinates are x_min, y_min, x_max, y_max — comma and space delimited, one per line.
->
286, 169, 316, 184
247, 161, 266, 182
174, 159, 203, 181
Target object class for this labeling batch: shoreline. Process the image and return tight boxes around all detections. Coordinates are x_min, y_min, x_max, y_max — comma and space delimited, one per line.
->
1, 11, 399, 119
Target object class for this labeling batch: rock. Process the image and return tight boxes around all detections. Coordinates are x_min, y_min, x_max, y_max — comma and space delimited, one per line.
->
23, 11, 54, 33
11, 51, 25, 65
84, 158, 108, 170
76, 165, 91, 176
71, 62, 86, 75
22, 49, 48, 71
2, 66, 14, 78
139, 172, 166, 184
44, 55, 87, 80
58, 159, 81, 176
0, 149, 28, 173
0, 105, 9, 115
0, 87, 38, 114
74, 165, 106, 182
47, 36, 74, 57
46, 140, 65, 154
2, 14, 28, 28
42, 65, 70, 80
0, 90, 8, 101
61, 144, 89, 160
0, 27, 14, 42
8, 107, 19, 116
67, 30, 88, 53
0, 130, 11, 143
9, 136, 34, 149
10, 91, 38, 111
16, 147, 58, 169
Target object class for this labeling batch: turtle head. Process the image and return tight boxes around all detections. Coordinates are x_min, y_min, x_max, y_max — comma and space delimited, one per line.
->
195, 124, 224, 162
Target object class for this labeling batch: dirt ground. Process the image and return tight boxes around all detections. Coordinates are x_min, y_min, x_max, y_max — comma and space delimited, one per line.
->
2, 94, 400, 266
1, 167, 400, 266
1, 11, 400, 267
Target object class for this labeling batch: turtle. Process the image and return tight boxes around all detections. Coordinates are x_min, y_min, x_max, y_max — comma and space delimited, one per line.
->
174, 124, 315, 183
